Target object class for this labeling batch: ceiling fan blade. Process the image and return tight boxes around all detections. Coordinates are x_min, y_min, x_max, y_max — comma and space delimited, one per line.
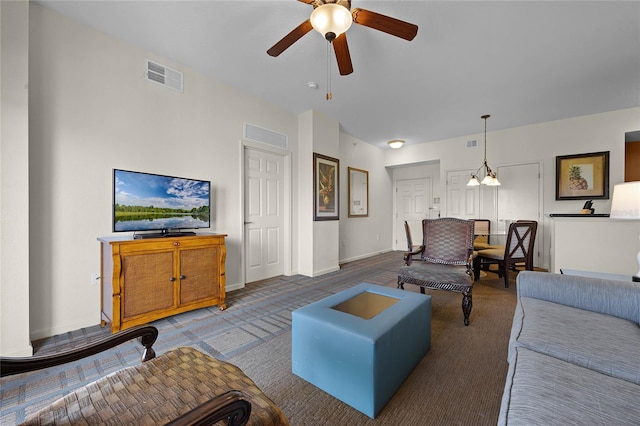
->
267, 20, 313, 57
352, 8, 418, 41
333, 33, 353, 76
297, 0, 315, 3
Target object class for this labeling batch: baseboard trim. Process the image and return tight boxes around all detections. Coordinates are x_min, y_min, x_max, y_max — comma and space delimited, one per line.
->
340, 249, 393, 265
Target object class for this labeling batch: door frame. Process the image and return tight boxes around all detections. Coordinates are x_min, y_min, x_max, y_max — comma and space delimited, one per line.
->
495, 160, 544, 268
239, 140, 292, 288
445, 161, 545, 268
392, 177, 433, 251
444, 168, 480, 219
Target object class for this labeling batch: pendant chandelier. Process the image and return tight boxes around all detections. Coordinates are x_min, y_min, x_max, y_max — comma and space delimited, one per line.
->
467, 114, 500, 186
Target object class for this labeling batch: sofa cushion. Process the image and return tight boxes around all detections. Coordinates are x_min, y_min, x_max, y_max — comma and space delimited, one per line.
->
499, 346, 640, 426
516, 271, 640, 324
510, 297, 640, 385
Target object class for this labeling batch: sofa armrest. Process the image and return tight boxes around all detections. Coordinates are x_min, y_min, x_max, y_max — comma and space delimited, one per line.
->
0, 325, 158, 377
516, 271, 640, 324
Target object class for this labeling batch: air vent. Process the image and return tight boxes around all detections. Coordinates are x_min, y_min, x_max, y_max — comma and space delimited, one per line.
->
244, 123, 288, 149
145, 59, 183, 93
466, 139, 478, 148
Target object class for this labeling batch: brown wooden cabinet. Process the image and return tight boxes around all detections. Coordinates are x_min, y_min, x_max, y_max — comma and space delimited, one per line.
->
98, 234, 226, 333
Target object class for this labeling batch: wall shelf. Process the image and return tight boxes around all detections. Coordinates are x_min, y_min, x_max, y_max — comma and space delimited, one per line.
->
548, 213, 610, 217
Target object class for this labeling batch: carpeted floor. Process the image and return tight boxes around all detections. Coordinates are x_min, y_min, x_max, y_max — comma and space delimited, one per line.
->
0, 251, 518, 425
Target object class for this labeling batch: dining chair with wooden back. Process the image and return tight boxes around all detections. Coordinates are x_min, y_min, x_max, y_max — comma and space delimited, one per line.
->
472, 220, 538, 288
403, 220, 426, 265
472, 219, 492, 250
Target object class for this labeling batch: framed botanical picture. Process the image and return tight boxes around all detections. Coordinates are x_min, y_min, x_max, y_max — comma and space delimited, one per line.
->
556, 151, 609, 200
313, 153, 339, 221
348, 167, 369, 217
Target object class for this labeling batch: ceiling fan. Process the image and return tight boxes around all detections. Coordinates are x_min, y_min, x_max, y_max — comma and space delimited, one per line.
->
267, 0, 418, 76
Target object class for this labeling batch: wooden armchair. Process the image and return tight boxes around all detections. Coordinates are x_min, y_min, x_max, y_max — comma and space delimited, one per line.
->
473, 220, 538, 288
0, 325, 288, 426
398, 218, 475, 325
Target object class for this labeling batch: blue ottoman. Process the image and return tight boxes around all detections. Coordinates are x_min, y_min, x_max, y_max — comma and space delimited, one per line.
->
292, 283, 431, 418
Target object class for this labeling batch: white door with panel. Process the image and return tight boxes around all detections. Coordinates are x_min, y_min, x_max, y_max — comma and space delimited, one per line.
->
395, 178, 431, 251
244, 148, 284, 283
496, 162, 542, 266
446, 170, 480, 219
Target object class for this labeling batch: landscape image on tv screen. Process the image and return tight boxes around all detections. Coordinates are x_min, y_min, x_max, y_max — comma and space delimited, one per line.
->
113, 169, 210, 232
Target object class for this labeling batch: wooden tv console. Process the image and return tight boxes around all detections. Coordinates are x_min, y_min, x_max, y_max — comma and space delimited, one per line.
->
98, 234, 227, 333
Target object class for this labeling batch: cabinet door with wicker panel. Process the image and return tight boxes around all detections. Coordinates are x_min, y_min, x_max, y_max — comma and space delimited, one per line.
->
100, 234, 227, 333
122, 250, 176, 322
179, 245, 221, 305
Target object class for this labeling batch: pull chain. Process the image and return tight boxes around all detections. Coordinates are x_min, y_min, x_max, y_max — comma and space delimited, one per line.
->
326, 41, 332, 100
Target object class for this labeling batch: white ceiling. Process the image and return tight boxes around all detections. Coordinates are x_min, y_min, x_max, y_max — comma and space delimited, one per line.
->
34, 1, 640, 149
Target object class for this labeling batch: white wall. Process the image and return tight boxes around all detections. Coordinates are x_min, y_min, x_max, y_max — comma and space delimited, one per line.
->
297, 111, 314, 276
0, 0, 32, 356
27, 4, 299, 339
385, 107, 640, 270
308, 110, 340, 276
550, 217, 640, 275
338, 133, 394, 263
3, 2, 638, 348
297, 109, 343, 277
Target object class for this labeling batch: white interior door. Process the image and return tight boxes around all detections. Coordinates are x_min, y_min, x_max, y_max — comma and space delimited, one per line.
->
496, 162, 542, 266
395, 178, 431, 250
446, 169, 479, 219
244, 148, 284, 283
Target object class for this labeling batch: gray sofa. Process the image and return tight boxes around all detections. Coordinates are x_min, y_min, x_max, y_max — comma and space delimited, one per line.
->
498, 271, 640, 425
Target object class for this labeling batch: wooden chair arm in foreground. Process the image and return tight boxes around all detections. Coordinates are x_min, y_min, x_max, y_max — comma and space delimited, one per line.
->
0, 325, 159, 377
1, 325, 288, 426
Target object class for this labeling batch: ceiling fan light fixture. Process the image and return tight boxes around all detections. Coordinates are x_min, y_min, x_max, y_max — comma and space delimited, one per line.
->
310, 4, 353, 41
387, 139, 405, 149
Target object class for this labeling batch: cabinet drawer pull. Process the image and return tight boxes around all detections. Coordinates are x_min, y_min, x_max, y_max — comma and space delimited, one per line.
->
173, 241, 180, 247
180, 275, 186, 280
169, 277, 176, 282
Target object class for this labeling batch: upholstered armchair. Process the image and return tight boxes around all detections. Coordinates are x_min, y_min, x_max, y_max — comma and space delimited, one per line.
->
398, 218, 475, 325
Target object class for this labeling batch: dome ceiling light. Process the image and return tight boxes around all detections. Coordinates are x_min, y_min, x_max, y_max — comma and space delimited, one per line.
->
387, 139, 405, 149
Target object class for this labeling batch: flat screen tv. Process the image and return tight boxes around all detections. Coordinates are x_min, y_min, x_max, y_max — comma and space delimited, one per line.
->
113, 169, 210, 237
